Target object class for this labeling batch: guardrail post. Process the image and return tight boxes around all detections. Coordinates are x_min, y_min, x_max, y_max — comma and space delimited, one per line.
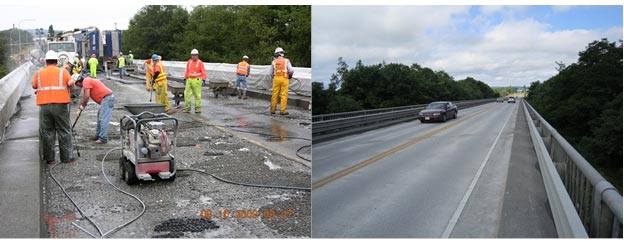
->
592, 181, 618, 237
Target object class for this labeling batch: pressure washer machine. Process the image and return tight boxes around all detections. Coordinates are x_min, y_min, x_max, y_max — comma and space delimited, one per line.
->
119, 111, 178, 185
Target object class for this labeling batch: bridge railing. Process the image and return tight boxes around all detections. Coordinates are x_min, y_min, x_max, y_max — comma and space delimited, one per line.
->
523, 99, 622, 238
0, 62, 34, 141
312, 98, 495, 143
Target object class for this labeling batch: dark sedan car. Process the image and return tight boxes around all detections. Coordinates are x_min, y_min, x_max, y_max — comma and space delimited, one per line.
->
418, 101, 457, 123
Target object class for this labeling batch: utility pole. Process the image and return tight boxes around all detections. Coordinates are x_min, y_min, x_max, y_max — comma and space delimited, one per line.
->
18, 19, 35, 53
10, 24, 14, 57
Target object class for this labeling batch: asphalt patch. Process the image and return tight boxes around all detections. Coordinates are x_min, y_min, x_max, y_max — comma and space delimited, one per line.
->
152, 218, 219, 238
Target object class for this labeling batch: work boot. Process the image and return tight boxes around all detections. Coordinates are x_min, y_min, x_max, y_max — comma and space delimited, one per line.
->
280, 111, 289, 115
46, 160, 56, 165
242, 90, 248, 99
270, 111, 276, 115
94, 140, 107, 144
183, 109, 190, 113
66, 158, 76, 163
90, 136, 99, 141
195, 109, 202, 114
237, 89, 242, 99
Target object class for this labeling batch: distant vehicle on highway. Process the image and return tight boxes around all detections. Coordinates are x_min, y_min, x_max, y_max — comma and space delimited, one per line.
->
418, 101, 457, 123
496, 97, 504, 103
508, 97, 516, 103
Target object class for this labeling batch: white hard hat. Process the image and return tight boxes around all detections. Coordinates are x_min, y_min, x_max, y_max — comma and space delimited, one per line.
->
129, 50, 132, 53
191, 49, 199, 55
274, 47, 284, 54
71, 74, 82, 81
44, 50, 58, 60
120, 51, 123, 55
243, 55, 249, 60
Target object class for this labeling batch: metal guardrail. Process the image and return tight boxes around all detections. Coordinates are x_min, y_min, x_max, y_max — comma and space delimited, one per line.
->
312, 99, 495, 143
523, 99, 622, 238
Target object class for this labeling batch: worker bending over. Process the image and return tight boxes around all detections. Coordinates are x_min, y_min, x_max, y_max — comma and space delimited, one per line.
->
74, 74, 114, 144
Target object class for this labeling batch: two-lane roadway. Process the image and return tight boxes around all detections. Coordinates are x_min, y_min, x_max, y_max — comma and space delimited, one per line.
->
312, 101, 519, 237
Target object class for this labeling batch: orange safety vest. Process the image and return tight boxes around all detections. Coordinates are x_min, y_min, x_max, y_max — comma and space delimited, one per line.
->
272, 57, 289, 78
185, 59, 206, 79
236, 61, 250, 76
32, 66, 71, 105
145, 59, 153, 71
154, 62, 167, 83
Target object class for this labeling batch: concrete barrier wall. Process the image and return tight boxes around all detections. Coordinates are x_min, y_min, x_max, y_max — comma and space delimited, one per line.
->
132, 60, 311, 94
0, 62, 34, 140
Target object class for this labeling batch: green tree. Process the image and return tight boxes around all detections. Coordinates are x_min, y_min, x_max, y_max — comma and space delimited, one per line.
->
48, 25, 54, 39
123, 5, 311, 67
527, 39, 623, 191
122, 5, 189, 60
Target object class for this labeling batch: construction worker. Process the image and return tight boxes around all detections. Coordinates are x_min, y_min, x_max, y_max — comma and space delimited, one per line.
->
72, 55, 82, 75
183, 49, 206, 113
236, 55, 250, 99
149, 54, 170, 112
144, 58, 155, 91
31, 50, 75, 165
269, 47, 294, 115
74, 54, 82, 69
118, 52, 125, 79
128, 50, 134, 66
73, 74, 114, 144
88, 54, 98, 78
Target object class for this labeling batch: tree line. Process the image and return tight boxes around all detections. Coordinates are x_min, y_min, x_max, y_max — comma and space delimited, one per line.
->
0, 29, 33, 78
122, 5, 311, 67
312, 58, 498, 115
527, 38, 622, 192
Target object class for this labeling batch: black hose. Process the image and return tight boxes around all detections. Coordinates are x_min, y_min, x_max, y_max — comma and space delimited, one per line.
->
49, 163, 103, 238
100, 147, 146, 238
49, 147, 146, 238
296, 145, 311, 162
178, 168, 311, 191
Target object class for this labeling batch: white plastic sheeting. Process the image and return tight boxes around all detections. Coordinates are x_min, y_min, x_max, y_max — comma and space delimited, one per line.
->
133, 59, 311, 95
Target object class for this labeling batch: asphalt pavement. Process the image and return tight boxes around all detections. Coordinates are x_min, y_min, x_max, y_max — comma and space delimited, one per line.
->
312, 101, 554, 238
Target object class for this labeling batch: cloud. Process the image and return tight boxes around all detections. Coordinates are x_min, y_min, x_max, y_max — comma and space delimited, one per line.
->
552, 5, 574, 13
312, 6, 623, 88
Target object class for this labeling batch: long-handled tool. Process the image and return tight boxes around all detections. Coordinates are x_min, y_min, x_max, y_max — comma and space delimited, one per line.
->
71, 108, 83, 157
149, 77, 155, 102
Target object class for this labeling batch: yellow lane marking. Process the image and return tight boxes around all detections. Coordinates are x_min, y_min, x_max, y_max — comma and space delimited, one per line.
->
183, 113, 312, 168
312, 105, 499, 190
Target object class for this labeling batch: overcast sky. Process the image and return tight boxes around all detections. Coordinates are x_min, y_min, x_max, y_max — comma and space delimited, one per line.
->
0, 5, 152, 31
312, 5, 623, 87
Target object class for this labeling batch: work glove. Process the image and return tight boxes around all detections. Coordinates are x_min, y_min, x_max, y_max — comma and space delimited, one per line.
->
76, 105, 84, 116
202, 80, 206, 86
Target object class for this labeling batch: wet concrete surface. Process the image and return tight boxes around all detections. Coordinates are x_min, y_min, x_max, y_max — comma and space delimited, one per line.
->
43, 73, 311, 238
0, 86, 44, 238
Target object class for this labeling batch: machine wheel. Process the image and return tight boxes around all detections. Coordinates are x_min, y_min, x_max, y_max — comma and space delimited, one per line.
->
123, 160, 139, 185
453, 111, 457, 119
119, 156, 127, 180
442, 114, 447, 122
168, 173, 176, 182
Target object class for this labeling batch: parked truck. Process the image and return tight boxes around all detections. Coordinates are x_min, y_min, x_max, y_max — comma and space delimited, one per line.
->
52, 26, 123, 72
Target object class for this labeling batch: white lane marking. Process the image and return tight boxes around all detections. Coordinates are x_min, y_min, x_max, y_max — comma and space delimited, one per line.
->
441, 103, 516, 238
